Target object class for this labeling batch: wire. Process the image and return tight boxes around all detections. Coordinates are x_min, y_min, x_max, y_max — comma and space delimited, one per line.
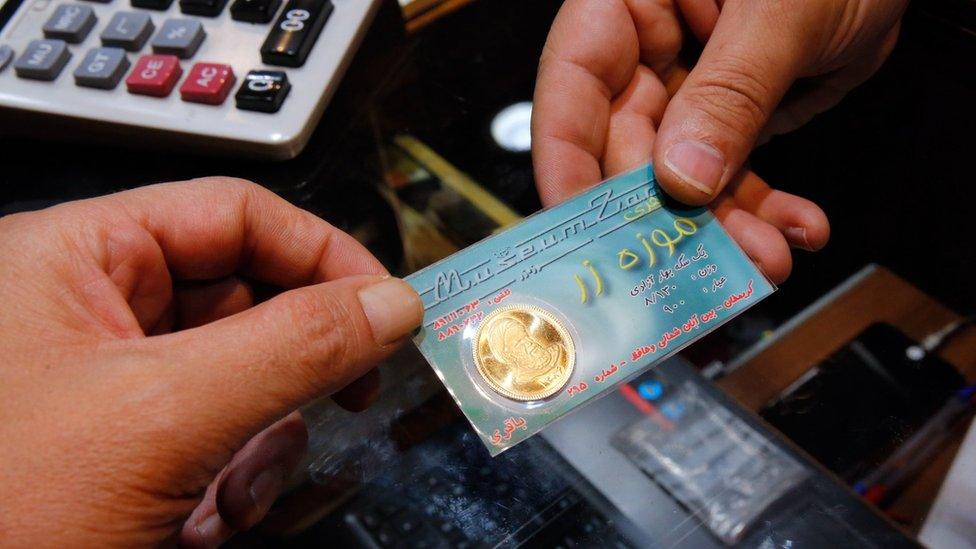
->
922, 315, 976, 354
905, 315, 975, 360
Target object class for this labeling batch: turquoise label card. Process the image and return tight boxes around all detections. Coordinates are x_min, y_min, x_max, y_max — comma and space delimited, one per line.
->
405, 164, 774, 455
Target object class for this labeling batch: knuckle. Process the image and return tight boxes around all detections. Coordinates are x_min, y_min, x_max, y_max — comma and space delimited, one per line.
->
193, 176, 264, 203
278, 289, 357, 376
687, 59, 772, 138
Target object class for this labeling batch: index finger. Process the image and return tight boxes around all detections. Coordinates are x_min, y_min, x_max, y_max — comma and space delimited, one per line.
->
531, 0, 639, 206
110, 177, 385, 286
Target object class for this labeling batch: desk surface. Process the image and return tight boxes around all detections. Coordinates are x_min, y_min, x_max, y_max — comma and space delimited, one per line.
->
720, 265, 976, 533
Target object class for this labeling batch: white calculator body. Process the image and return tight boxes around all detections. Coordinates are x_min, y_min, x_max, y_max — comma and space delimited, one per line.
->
0, 0, 381, 158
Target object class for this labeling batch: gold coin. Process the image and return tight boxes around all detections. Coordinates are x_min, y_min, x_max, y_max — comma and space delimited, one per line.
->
473, 305, 575, 401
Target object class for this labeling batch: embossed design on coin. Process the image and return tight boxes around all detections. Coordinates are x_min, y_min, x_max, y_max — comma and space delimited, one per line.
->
473, 305, 575, 401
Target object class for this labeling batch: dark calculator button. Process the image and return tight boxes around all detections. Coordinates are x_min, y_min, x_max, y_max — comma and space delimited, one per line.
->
43, 4, 97, 44
14, 39, 71, 81
179, 0, 229, 17
259, 0, 332, 67
101, 12, 154, 52
132, 0, 175, 10
74, 47, 130, 89
230, 0, 282, 23
151, 19, 206, 58
235, 70, 290, 113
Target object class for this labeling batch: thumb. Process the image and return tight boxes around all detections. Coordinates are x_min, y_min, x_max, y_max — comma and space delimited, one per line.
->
653, 0, 811, 205
150, 275, 422, 445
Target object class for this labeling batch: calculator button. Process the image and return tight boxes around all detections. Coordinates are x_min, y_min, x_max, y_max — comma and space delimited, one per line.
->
101, 12, 154, 51
260, 0, 333, 67
179, 0, 228, 17
132, 0, 175, 9
0, 46, 13, 73
14, 39, 71, 81
125, 54, 182, 96
230, 0, 281, 23
180, 62, 235, 105
151, 19, 205, 58
235, 70, 290, 113
73, 47, 129, 89
42, 4, 97, 44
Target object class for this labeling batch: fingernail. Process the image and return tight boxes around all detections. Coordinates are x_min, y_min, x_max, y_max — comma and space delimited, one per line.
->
784, 227, 814, 251
195, 513, 227, 548
249, 466, 284, 518
358, 278, 423, 345
664, 141, 725, 196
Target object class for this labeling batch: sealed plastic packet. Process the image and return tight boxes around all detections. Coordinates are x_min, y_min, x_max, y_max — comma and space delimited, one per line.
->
405, 164, 775, 455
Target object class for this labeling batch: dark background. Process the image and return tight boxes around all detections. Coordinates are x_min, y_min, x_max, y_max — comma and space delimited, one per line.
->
2, 0, 974, 326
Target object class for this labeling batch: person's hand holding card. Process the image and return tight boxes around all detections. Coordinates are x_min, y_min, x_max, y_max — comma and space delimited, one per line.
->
532, 0, 905, 282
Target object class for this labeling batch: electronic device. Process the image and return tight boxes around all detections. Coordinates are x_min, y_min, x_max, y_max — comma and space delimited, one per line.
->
760, 322, 966, 482
275, 357, 914, 548
0, 0, 381, 158
298, 423, 631, 548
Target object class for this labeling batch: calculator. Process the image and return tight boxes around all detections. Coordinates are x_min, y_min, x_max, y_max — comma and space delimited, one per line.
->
0, 0, 381, 158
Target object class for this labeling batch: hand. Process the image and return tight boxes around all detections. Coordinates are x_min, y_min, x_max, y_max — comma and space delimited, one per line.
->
0, 178, 423, 546
533, 0, 903, 282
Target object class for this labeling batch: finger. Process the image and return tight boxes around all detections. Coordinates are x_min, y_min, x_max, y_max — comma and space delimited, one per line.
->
180, 412, 307, 545
675, 0, 720, 43
179, 468, 232, 549
214, 412, 307, 532
141, 275, 422, 455
603, 65, 669, 176
712, 196, 792, 284
174, 277, 255, 330
622, 0, 684, 73
726, 171, 829, 251
532, 0, 639, 206
109, 177, 386, 286
331, 368, 381, 412
653, 0, 811, 205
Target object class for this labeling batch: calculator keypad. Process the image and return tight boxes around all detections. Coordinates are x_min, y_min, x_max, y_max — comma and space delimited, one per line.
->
260, 0, 332, 67
0, 0, 337, 117
125, 53, 181, 96
100, 12, 154, 51
73, 47, 129, 89
150, 19, 205, 58
14, 39, 71, 80
42, 4, 97, 44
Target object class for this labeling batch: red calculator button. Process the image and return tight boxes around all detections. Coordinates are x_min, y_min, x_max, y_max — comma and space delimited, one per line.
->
126, 55, 182, 97
180, 63, 236, 105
